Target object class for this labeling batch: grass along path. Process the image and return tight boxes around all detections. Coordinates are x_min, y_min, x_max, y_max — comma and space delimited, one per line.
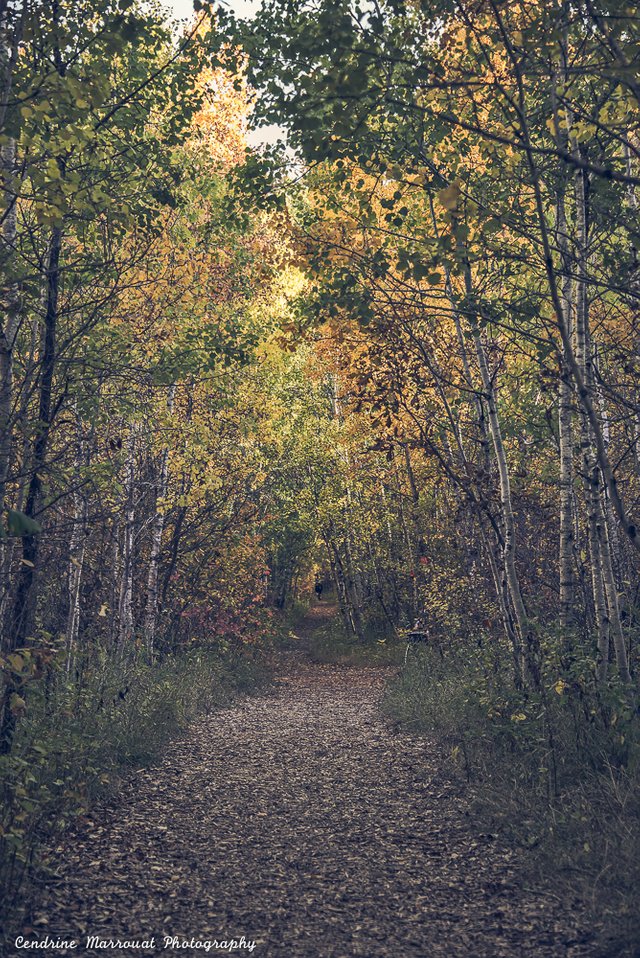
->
12, 618, 596, 957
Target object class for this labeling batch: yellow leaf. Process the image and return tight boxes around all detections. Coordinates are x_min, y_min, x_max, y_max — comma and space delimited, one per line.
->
7, 653, 25, 673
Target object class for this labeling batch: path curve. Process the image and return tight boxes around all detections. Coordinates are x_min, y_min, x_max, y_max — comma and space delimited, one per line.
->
18, 662, 594, 957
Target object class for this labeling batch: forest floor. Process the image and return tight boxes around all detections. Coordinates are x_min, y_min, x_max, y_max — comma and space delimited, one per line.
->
12, 606, 598, 958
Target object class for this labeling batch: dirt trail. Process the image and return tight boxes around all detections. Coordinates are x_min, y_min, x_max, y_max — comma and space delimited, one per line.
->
14, 618, 595, 957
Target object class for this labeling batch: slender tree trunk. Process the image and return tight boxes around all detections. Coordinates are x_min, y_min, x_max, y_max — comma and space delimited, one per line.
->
434, 196, 491, 474
1, 226, 61, 753
393, 455, 418, 619
555, 177, 576, 631
622, 140, 640, 480
117, 425, 137, 657
558, 368, 575, 629
326, 536, 352, 636
0, 136, 20, 646
594, 356, 625, 597
0, 272, 45, 635
473, 333, 536, 680
65, 494, 87, 676
464, 274, 537, 684
143, 385, 175, 659
8, 227, 62, 649
160, 503, 187, 614
341, 539, 365, 640
572, 166, 630, 683
0, 2, 24, 134
326, 532, 364, 640
65, 411, 90, 675
0, 3, 28, 613
418, 265, 524, 679
520, 108, 640, 555
402, 443, 419, 507
330, 372, 366, 638
0, 140, 19, 522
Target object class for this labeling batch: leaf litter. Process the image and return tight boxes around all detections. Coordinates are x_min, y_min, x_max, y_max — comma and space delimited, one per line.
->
16, 659, 596, 957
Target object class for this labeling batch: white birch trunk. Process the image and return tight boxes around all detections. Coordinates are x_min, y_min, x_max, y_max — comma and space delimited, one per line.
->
573, 166, 630, 683
439, 254, 523, 680
555, 176, 576, 630
65, 492, 87, 676
472, 327, 535, 683
143, 385, 175, 658
0, 137, 19, 646
64, 409, 91, 675
117, 426, 137, 656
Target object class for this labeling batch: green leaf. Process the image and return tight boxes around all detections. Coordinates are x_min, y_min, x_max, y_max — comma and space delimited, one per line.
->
9, 693, 26, 716
6, 510, 42, 538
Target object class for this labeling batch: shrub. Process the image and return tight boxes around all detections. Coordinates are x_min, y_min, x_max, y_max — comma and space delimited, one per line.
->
383, 634, 640, 956
0, 643, 270, 918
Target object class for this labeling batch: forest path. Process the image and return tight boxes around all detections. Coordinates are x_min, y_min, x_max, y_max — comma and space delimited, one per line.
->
20, 624, 594, 957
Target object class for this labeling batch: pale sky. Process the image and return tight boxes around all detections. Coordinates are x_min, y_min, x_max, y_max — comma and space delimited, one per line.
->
163, 0, 285, 148
164, 0, 260, 24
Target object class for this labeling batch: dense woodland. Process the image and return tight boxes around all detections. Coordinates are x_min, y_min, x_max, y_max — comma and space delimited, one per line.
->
1, 0, 640, 949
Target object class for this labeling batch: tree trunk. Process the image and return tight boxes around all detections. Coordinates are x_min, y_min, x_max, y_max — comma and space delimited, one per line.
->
143, 385, 175, 659
8, 226, 62, 650
0, 136, 20, 646
464, 268, 537, 685
326, 536, 352, 636
0, 224, 61, 753
555, 176, 576, 631
65, 410, 90, 675
116, 425, 137, 657
572, 166, 630, 683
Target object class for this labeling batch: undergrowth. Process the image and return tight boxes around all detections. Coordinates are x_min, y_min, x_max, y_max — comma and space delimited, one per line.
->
383, 637, 640, 957
0, 643, 270, 922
